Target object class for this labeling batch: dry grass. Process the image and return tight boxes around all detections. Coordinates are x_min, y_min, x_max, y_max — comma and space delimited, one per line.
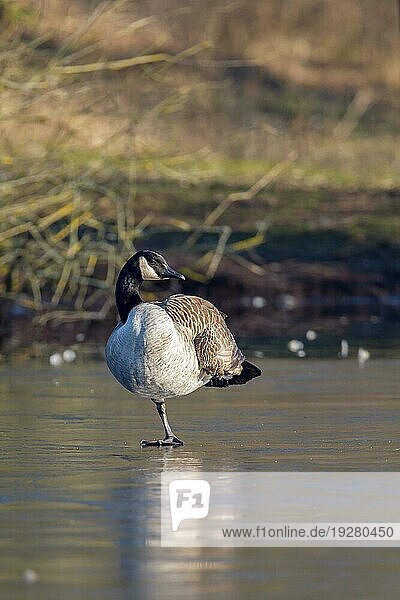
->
0, 0, 399, 324
2, 1, 400, 184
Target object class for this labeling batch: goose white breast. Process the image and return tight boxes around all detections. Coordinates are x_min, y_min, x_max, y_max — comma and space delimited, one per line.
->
105, 302, 206, 399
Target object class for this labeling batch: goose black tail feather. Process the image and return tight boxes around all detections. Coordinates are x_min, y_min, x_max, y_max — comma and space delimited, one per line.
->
205, 360, 261, 388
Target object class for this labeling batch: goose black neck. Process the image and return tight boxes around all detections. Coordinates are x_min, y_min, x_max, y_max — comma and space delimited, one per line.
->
115, 267, 143, 324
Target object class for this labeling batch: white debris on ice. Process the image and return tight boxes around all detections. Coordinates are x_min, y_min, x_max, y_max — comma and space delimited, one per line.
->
288, 339, 304, 353
339, 339, 349, 358
62, 349, 76, 363
358, 347, 370, 366
49, 353, 63, 367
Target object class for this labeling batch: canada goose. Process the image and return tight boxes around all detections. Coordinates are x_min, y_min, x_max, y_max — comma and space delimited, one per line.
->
105, 250, 261, 447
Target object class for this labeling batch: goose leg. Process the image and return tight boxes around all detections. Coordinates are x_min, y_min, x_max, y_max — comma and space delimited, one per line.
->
140, 400, 184, 447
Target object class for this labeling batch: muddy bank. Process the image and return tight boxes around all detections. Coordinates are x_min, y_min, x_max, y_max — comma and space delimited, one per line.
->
1, 235, 398, 358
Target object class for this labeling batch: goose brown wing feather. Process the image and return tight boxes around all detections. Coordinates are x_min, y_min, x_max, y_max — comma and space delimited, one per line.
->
158, 294, 244, 376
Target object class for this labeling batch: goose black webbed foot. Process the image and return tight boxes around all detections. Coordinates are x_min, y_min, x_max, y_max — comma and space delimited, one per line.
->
140, 436, 184, 448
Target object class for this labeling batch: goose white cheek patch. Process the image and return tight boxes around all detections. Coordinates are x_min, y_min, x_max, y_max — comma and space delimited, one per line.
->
139, 256, 161, 280
169, 480, 211, 531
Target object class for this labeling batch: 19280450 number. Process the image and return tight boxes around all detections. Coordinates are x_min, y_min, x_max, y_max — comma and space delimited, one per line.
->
330, 526, 394, 538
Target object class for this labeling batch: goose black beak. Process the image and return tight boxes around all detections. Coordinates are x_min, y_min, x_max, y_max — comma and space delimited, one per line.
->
164, 266, 185, 281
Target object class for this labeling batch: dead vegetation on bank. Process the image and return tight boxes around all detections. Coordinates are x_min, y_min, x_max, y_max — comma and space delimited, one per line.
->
0, 1, 399, 326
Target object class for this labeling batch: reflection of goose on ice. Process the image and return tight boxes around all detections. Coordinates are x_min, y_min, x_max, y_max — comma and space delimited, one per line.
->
105, 250, 261, 447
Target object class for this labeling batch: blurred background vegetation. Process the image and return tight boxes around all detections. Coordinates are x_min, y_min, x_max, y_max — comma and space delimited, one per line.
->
0, 0, 399, 357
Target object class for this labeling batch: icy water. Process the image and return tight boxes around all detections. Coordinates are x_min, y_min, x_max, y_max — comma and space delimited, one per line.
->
1, 358, 400, 599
